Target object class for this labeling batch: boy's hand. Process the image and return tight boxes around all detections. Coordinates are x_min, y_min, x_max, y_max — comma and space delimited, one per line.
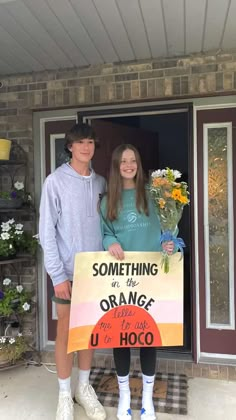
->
108, 242, 124, 260
162, 241, 174, 255
54, 280, 72, 300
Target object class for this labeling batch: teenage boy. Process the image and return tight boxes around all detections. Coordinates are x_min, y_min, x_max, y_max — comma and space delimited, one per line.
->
39, 123, 106, 420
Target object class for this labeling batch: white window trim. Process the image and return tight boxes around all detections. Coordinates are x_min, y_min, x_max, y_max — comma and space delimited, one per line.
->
200, 352, 236, 365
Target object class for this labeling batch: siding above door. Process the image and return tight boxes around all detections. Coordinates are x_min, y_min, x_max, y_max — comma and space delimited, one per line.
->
0, 0, 235, 76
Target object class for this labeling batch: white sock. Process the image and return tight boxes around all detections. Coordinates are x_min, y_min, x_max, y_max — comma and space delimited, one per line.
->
141, 374, 155, 417
58, 377, 71, 393
78, 368, 90, 385
117, 374, 131, 418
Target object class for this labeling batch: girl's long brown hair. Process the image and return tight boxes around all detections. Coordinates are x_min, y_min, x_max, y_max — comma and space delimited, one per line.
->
106, 144, 148, 221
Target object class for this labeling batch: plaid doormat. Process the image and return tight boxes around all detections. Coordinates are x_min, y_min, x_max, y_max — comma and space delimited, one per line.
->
90, 368, 188, 415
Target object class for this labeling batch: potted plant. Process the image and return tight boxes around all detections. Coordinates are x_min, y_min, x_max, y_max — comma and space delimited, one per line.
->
0, 218, 38, 259
0, 277, 32, 366
0, 181, 32, 209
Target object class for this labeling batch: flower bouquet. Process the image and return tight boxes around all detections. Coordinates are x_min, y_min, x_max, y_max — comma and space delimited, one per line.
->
149, 168, 189, 273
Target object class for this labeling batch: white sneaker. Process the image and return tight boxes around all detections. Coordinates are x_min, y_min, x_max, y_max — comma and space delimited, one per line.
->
117, 408, 132, 419
140, 408, 156, 420
56, 391, 74, 420
74, 383, 106, 420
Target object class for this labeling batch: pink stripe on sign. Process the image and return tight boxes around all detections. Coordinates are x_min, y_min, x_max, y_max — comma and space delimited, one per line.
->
69, 300, 183, 329
149, 300, 183, 323
70, 302, 102, 328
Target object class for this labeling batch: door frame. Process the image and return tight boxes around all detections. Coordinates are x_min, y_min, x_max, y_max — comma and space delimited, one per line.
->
33, 96, 236, 363
80, 104, 194, 358
194, 102, 236, 363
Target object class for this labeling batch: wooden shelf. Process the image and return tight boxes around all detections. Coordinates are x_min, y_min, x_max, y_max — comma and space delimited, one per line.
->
0, 207, 35, 213
0, 160, 26, 166
0, 256, 34, 265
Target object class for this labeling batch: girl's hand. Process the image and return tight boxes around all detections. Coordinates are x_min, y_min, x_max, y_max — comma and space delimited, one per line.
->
162, 241, 174, 255
108, 243, 124, 260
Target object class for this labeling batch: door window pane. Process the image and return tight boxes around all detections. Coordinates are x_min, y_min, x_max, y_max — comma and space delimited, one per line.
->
55, 138, 70, 169
207, 127, 230, 324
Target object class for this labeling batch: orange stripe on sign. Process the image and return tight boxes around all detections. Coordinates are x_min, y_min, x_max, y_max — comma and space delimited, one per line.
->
158, 323, 184, 346
67, 325, 93, 354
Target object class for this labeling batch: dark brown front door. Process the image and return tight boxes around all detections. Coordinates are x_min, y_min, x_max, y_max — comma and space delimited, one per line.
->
197, 108, 236, 355
90, 119, 159, 178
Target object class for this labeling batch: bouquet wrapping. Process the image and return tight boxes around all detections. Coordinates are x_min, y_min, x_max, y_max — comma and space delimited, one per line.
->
149, 168, 189, 273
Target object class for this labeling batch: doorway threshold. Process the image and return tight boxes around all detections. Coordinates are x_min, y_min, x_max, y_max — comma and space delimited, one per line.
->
95, 348, 193, 362
156, 349, 193, 361
40, 347, 235, 381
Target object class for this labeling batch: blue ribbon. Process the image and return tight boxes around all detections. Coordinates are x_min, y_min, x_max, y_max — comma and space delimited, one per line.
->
160, 231, 186, 255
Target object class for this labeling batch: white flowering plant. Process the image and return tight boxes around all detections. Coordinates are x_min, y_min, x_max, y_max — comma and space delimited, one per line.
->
0, 218, 38, 258
0, 278, 31, 317
0, 181, 32, 204
0, 334, 27, 364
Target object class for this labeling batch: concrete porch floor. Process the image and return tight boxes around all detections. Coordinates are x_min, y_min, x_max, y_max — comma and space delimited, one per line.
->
0, 364, 236, 420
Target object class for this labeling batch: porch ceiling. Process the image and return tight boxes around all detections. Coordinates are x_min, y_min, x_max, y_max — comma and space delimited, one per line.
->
0, 0, 235, 77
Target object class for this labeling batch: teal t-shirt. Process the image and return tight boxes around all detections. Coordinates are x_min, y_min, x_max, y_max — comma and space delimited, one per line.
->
100, 189, 162, 252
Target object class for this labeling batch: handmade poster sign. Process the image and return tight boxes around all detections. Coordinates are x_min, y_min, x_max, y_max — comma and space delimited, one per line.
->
67, 251, 183, 353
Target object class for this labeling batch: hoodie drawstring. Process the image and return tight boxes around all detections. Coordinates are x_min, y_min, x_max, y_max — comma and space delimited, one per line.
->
84, 178, 93, 217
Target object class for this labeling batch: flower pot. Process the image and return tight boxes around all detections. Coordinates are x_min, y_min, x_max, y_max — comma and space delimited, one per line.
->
0, 139, 11, 160
0, 198, 23, 209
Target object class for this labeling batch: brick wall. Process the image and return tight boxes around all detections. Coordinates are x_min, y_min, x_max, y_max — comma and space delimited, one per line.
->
0, 51, 236, 348
1, 51, 236, 173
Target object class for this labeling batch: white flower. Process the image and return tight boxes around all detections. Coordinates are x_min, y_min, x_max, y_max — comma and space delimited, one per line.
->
172, 170, 182, 179
16, 285, 23, 293
1, 222, 11, 231
9, 244, 13, 249
3, 278, 11, 286
17, 333, 22, 337
22, 302, 30, 311
9, 338, 16, 344
1, 232, 10, 240
151, 169, 163, 178
151, 169, 167, 178
15, 230, 23, 235
14, 181, 24, 191
15, 224, 23, 231
27, 194, 32, 201
8, 219, 15, 224
0, 337, 6, 343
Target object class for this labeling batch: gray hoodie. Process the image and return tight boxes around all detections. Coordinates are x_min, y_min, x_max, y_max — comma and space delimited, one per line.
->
39, 163, 106, 286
